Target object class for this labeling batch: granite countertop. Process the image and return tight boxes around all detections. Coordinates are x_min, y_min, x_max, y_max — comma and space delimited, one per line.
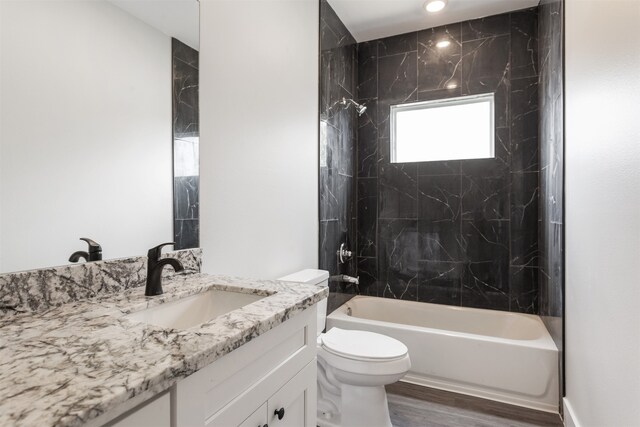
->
0, 273, 328, 427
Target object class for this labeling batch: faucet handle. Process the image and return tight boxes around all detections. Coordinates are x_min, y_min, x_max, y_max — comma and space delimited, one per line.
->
79, 237, 102, 261
79, 238, 102, 254
147, 242, 176, 261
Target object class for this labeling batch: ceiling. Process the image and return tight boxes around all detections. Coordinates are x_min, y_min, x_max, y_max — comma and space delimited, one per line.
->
108, 0, 199, 50
327, 0, 540, 42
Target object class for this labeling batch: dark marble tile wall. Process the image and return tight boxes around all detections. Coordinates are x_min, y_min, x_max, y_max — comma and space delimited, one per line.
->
355, 9, 541, 313
538, 0, 564, 403
319, 0, 359, 313
172, 39, 200, 249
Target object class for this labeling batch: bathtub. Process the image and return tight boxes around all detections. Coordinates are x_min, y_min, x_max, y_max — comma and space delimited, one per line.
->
326, 296, 559, 413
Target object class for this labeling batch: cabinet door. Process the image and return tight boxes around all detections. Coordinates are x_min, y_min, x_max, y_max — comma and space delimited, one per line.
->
268, 360, 317, 427
238, 402, 268, 427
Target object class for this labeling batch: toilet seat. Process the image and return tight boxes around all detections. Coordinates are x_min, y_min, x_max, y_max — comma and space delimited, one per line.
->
320, 328, 408, 362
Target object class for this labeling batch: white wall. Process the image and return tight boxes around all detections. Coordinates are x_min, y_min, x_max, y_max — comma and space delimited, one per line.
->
565, 0, 640, 425
199, 0, 319, 278
0, 1, 173, 272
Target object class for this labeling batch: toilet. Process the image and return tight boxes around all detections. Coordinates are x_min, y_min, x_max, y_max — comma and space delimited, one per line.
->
278, 269, 411, 427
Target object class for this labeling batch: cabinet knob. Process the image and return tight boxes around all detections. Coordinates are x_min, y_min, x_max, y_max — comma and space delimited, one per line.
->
274, 407, 285, 420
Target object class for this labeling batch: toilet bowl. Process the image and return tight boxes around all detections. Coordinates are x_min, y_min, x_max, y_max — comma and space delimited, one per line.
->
278, 270, 411, 427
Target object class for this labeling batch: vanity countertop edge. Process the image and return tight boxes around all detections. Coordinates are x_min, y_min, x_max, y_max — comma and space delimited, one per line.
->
0, 273, 328, 427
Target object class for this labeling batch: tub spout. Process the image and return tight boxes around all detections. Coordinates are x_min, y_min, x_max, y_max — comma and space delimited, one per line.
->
330, 275, 359, 285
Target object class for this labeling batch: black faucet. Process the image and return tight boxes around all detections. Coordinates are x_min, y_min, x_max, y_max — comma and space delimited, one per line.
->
69, 238, 102, 263
145, 242, 184, 296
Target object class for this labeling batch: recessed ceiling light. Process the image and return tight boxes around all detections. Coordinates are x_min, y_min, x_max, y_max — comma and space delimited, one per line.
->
436, 39, 451, 48
425, 0, 447, 13
446, 82, 458, 89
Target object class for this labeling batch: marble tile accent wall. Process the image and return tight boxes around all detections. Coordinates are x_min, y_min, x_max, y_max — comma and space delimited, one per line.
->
355, 9, 541, 313
319, 0, 359, 312
538, 0, 564, 401
172, 39, 200, 249
0, 249, 202, 315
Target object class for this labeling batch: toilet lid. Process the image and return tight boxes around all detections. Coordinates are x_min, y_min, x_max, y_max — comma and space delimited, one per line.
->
321, 328, 408, 361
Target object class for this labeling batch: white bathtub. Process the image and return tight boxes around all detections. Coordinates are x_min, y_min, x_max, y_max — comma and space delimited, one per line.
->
327, 296, 559, 413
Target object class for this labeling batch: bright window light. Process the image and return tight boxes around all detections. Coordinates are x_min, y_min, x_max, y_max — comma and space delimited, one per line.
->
390, 93, 495, 163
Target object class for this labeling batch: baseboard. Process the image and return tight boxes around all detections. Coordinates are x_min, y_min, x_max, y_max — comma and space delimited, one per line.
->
563, 398, 580, 427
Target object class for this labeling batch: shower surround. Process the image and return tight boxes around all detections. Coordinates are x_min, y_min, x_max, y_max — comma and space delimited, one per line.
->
319, 0, 358, 312
356, 9, 541, 313
318, 3, 562, 316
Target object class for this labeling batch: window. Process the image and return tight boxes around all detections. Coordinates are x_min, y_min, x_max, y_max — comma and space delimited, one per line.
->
390, 93, 495, 163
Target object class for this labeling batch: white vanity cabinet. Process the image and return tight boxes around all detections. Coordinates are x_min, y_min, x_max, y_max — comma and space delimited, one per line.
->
97, 305, 318, 427
174, 304, 317, 427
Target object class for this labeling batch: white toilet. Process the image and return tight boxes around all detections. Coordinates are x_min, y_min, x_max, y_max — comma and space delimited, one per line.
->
278, 269, 411, 427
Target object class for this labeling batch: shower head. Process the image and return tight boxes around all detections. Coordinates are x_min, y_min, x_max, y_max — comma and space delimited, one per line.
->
340, 97, 367, 116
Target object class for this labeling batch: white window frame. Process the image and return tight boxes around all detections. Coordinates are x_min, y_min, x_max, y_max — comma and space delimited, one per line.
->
390, 92, 495, 163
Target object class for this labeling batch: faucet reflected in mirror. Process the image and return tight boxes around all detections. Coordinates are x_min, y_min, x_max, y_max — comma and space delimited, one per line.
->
145, 242, 185, 296
68, 238, 102, 263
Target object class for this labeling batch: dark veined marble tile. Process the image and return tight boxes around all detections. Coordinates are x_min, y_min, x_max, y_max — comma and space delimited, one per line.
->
540, 222, 563, 317
511, 8, 539, 79
417, 24, 462, 92
418, 220, 465, 263
173, 56, 199, 139
378, 52, 418, 102
357, 41, 378, 99
320, 220, 340, 276
417, 159, 461, 177
510, 172, 539, 266
357, 100, 378, 178
357, 178, 377, 258
461, 13, 511, 41
378, 31, 418, 57
320, 47, 357, 123
379, 219, 419, 301
462, 219, 509, 263
417, 175, 461, 222
329, 108, 356, 177
172, 38, 198, 69
461, 173, 510, 221
461, 260, 510, 310
461, 35, 510, 81
462, 75, 510, 128
510, 265, 538, 314
460, 127, 510, 178
174, 219, 199, 250
379, 162, 418, 219
320, 0, 356, 51
358, 256, 379, 296
174, 175, 199, 220
319, 167, 339, 221
511, 76, 539, 172
417, 261, 463, 305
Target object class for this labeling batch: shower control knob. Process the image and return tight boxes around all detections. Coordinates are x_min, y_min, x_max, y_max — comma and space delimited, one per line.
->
337, 243, 353, 264
274, 407, 285, 420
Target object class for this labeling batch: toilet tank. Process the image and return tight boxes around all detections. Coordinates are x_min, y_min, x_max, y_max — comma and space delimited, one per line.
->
278, 269, 329, 336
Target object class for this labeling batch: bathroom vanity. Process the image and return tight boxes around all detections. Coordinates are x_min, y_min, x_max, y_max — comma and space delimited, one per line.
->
0, 270, 327, 427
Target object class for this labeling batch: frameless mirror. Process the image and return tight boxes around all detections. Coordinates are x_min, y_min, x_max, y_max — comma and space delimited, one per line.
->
0, 0, 199, 273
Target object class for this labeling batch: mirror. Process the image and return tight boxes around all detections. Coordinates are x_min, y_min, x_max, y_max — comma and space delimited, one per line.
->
0, 0, 200, 273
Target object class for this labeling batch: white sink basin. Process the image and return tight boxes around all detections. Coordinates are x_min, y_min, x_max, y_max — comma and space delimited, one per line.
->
124, 289, 266, 330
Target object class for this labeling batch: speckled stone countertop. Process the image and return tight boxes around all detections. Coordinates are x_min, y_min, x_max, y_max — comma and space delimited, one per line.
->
0, 273, 328, 427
